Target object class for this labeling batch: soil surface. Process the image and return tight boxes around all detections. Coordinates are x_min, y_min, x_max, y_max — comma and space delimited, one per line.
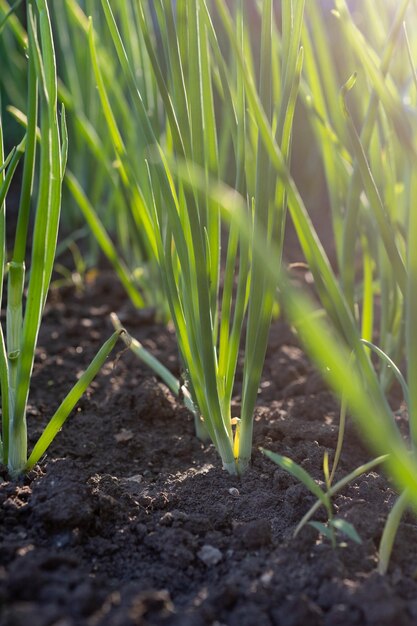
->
1, 274, 416, 626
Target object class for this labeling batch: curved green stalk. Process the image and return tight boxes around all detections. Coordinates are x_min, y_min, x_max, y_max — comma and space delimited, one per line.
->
110, 313, 201, 427
25, 329, 126, 470
360, 339, 409, 407
378, 490, 410, 575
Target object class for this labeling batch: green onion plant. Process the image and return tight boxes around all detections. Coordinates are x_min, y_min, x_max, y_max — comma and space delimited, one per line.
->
249, 0, 417, 573
0, 0, 125, 477
91, 0, 304, 474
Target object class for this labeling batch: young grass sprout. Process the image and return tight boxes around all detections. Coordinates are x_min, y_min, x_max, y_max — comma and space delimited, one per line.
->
260, 447, 387, 548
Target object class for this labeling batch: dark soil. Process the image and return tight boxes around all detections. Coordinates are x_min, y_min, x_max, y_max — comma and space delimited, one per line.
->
1, 274, 416, 626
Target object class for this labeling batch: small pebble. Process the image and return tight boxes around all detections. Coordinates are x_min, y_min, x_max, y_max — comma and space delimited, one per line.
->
159, 512, 174, 526
52, 532, 73, 549
125, 474, 143, 484
228, 487, 240, 498
197, 544, 223, 566
260, 570, 274, 585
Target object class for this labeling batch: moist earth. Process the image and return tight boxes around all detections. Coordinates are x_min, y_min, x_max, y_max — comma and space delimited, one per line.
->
1, 274, 416, 626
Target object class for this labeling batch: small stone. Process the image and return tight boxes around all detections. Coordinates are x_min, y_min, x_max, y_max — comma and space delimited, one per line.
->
120, 474, 145, 496
52, 531, 73, 549
228, 487, 240, 498
197, 544, 223, 566
125, 474, 143, 484
114, 428, 134, 443
260, 569, 274, 585
159, 512, 174, 526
